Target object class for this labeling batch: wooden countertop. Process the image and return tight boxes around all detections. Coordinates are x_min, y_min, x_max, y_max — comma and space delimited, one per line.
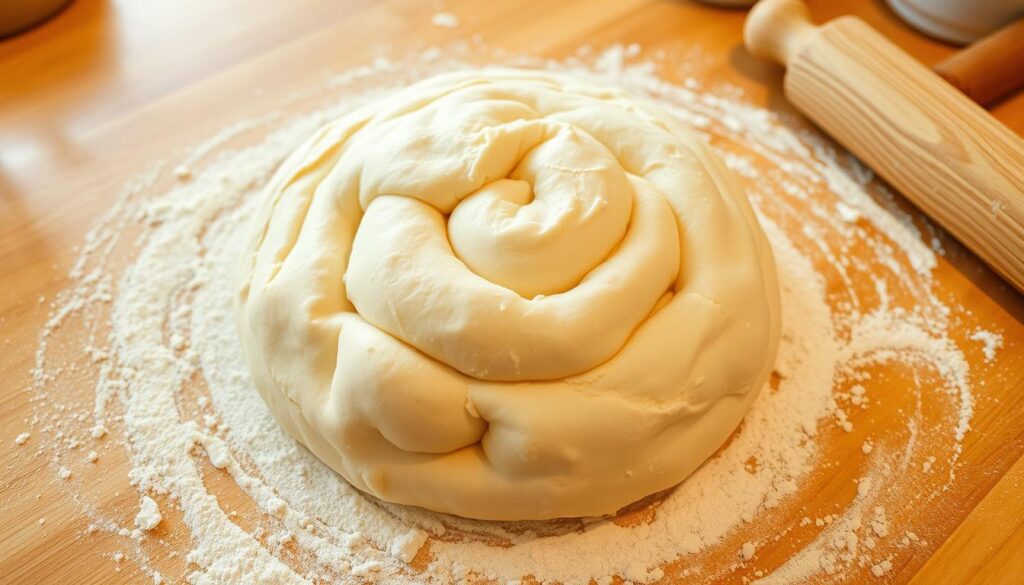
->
2, 1, 1023, 583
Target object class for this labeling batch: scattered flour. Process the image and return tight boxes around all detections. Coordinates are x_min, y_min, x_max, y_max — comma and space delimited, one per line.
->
870, 559, 893, 577
741, 542, 757, 561
135, 496, 163, 531
431, 12, 459, 29
389, 529, 428, 563
970, 329, 1003, 362
173, 165, 192, 181
23, 44, 987, 584
267, 496, 287, 519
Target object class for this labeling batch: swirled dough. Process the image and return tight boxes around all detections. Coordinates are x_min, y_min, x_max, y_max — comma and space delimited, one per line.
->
236, 69, 781, 520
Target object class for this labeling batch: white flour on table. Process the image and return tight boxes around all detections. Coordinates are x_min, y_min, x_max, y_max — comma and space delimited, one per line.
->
22, 44, 996, 584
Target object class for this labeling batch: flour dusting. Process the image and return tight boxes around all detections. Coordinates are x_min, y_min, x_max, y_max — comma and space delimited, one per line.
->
23, 44, 989, 584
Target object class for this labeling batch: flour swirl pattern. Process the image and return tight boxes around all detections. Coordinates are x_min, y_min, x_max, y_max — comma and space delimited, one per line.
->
236, 69, 781, 520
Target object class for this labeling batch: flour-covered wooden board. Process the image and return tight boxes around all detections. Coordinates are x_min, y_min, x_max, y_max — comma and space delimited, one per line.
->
2, 2, 1022, 584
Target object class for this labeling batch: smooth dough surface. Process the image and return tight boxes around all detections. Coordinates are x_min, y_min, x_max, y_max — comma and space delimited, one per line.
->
235, 69, 781, 520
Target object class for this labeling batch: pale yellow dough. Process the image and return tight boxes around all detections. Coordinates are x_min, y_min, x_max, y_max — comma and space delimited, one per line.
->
236, 69, 781, 520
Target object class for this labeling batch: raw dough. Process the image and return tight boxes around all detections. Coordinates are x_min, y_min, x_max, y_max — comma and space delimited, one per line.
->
235, 69, 780, 520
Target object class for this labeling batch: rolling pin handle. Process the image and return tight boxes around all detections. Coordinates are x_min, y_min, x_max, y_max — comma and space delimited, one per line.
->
744, 0, 819, 67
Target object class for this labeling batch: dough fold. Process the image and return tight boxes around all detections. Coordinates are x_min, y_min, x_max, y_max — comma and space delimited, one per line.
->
236, 69, 780, 520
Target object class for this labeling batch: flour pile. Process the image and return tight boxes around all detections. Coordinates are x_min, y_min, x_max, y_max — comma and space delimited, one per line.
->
24, 45, 994, 584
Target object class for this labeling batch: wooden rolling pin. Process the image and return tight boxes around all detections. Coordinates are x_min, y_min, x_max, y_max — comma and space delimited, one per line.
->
744, 0, 1024, 293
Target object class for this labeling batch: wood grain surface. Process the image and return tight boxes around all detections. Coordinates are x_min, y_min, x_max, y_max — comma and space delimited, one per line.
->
2, 1, 1023, 584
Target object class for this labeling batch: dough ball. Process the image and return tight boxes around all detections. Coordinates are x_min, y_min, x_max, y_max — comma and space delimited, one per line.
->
235, 69, 780, 520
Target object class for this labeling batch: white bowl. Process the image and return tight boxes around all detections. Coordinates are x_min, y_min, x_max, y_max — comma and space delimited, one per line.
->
887, 0, 1024, 45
